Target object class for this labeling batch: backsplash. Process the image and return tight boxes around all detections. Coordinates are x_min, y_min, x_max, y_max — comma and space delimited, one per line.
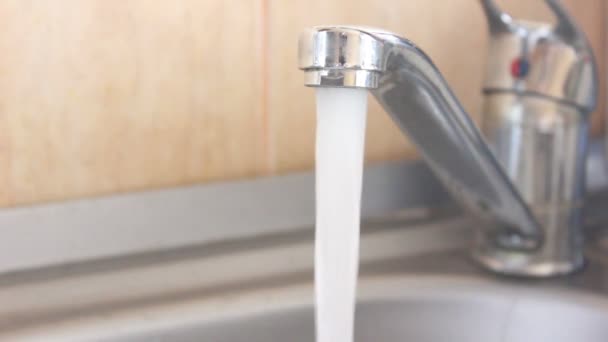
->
0, 0, 604, 206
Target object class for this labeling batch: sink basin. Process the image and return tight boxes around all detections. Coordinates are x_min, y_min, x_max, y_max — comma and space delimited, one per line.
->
3, 217, 608, 341
101, 275, 608, 342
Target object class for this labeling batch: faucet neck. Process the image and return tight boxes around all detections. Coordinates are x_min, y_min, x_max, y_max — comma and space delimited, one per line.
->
299, 26, 542, 249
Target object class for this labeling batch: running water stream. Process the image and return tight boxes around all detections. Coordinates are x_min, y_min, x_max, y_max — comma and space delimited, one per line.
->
314, 87, 368, 342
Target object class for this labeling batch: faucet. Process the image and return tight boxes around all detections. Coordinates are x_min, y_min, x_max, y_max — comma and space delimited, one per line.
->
298, 0, 597, 277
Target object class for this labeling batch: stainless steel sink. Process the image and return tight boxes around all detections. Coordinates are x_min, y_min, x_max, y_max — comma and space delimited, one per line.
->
2, 215, 608, 341
105, 274, 608, 342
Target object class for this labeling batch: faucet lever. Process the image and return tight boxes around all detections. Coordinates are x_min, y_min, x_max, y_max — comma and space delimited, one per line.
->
545, 0, 581, 42
480, 0, 584, 41
478, 0, 513, 34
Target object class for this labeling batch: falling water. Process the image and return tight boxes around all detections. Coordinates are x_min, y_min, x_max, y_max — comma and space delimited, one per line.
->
315, 87, 368, 342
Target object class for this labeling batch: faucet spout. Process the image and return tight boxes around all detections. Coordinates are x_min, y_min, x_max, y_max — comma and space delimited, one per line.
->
299, 26, 543, 251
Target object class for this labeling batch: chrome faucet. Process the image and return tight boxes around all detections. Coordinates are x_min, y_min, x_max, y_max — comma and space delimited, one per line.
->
298, 0, 597, 277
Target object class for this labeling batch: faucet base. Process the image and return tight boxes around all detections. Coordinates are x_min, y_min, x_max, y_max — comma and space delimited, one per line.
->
471, 246, 585, 278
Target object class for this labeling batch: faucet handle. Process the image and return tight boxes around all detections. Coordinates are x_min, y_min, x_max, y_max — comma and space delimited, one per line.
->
545, 0, 577, 38
544, 0, 586, 46
478, 0, 514, 34
480, 0, 581, 37
479, 0, 597, 113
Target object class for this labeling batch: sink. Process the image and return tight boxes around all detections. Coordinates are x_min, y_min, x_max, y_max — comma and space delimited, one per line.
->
3, 216, 608, 341
97, 274, 608, 342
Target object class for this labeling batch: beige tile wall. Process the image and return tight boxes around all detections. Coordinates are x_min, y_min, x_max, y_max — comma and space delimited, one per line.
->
0, 0, 266, 206
0, 0, 604, 206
